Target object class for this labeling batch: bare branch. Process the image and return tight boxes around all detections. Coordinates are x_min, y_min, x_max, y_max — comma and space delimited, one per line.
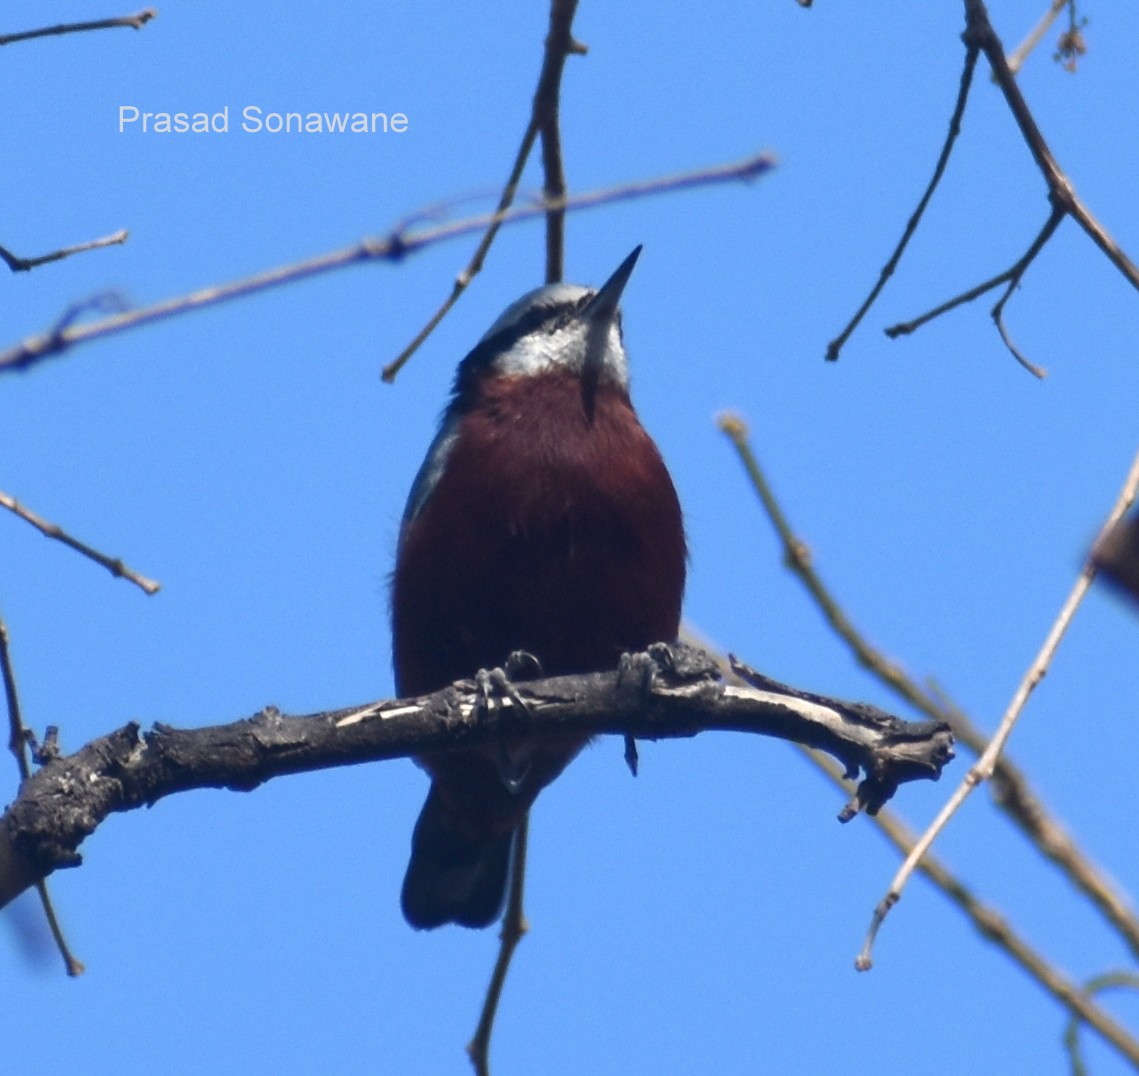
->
0, 616, 84, 976
0, 230, 128, 274
467, 813, 531, 1076
381, 0, 586, 383
805, 745, 1139, 1068
885, 205, 1064, 378
859, 445, 1139, 970
537, 0, 583, 286
832, 0, 1138, 371
0, 151, 775, 378
0, 9, 155, 46
826, 41, 978, 362
718, 414, 1139, 962
0, 489, 160, 595
0, 646, 951, 910
966, 0, 1139, 289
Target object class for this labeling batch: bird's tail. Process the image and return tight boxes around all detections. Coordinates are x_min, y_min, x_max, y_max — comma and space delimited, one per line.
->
400, 785, 514, 930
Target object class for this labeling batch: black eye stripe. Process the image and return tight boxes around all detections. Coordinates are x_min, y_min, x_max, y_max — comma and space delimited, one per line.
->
452, 296, 593, 398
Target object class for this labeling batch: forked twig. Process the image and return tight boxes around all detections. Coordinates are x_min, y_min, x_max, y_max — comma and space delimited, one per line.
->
885, 204, 1063, 378
381, 0, 585, 382
832, 0, 1138, 374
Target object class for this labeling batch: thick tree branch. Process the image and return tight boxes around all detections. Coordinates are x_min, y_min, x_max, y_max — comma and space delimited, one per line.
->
0, 646, 952, 910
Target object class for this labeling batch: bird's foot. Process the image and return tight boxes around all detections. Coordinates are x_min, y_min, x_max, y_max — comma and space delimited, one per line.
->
475, 651, 544, 794
616, 643, 676, 776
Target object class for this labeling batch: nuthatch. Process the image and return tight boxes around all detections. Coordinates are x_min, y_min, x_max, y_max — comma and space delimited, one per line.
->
393, 247, 686, 929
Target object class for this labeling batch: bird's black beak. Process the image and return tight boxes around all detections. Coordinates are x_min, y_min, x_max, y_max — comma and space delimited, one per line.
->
584, 245, 642, 324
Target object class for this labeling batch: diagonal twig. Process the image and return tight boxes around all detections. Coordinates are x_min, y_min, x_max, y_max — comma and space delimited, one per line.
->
684, 630, 1139, 1070
858, 446, 1139, 971
885, 205, 1063, 378
1004, 0, 1069, 75
0, 150, 775, 378
1063, 971, 1139, 1076
381, 0, 586, 382
0, 490, 160, 595
0, 9, 154, 46
0, 230, 128, 273
807, 742, 1139, 1068
831, 0, 1138, 374
966, 0, 1135, 288
717, 413, 1139, 962
826, 41, 978, 362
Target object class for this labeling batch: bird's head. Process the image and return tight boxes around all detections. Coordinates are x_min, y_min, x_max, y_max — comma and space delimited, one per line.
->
451, 245, 642, 402
402, 247, 643, 529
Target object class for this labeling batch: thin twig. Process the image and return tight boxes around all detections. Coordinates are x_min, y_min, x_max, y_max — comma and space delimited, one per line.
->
0, 490, 160, 595
684, 634, 1139, 1069
858, 446, 1139, 971
826, 42, 978, 362
804, 743, 1139, 1068
0, 230, 128, 273
0, 9, 154, 46
0, 151, 775, 377
1004, 0, 1069, 75
381, 0, 586, 382
717, 414, 1139, 961
467, 814, 531, 1076
465, 10, 581, 1069
834, 0, 1138, 371
886, 205, 1064, 378
967, 0, 1139, 290
0, 615, 85, 976
538, 1, 583, 285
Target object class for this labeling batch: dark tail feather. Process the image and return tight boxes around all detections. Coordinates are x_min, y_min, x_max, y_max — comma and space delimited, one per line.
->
401, 785, 514, 930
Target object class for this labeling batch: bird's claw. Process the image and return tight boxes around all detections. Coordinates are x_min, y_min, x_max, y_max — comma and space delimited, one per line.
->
474, 652, 544, 794
617, 642, 676, 777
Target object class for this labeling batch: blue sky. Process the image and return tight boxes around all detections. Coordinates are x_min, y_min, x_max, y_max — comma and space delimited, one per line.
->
3, 3, 1139, 1073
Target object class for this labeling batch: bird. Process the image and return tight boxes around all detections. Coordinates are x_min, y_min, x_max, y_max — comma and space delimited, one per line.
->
392, 246, 686, 930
